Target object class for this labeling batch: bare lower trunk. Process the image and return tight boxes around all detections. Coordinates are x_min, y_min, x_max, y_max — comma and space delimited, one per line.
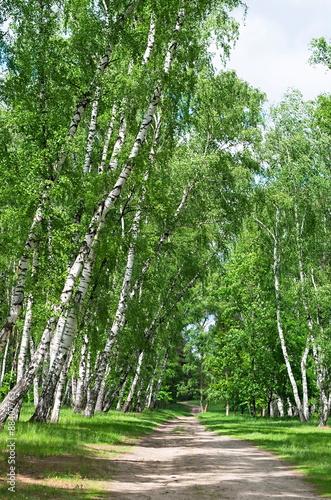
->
11, 291, 34, 421
103, 367, 131, 412
94, 363, 110, 413
73, 335, 90, 413
83, 87, 100, 174
31, 251, 95, 422
148, 348, 169, 410
115, 379, 128, 411
122, 351, 144, 413
98, 104, 117, 174
0, 337, 10, 386
50, 348, 74, 423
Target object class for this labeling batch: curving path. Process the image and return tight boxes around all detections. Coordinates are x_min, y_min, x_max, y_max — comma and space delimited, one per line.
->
108, 404, 321, 499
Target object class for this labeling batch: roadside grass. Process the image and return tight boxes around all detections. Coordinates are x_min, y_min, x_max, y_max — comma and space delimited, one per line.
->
198, 403, 331, 498
0, 402, 190, 499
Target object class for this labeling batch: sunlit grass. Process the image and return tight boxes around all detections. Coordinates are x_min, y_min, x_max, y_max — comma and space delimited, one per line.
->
199, 403, 331, 498
0, 402, 191, 499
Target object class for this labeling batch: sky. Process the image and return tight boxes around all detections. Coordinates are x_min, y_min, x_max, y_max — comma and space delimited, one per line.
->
214, 0, 331, 105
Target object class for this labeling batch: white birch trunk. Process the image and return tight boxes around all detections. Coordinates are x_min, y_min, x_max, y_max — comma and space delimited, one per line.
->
31, 252, 95, 422
0, 232, 38, 350
148, 348, 169, 409
108, 115, 127, 171
310, 269, 331, 426
73, 334, 89, 413
121, 351, 144, 413
0, 337, 10, 386
103, 366, 131, 412
50, 348, 74, 423
29, 337, 39, 407
94, 363, 110, 412
98, 103, 117, 174
116, 379, 128, 411
83, 86, 100, 174
84, 206, 142, 417
11, 291, 34, 421
142, 15, 156, 65
151, 349, 169, 408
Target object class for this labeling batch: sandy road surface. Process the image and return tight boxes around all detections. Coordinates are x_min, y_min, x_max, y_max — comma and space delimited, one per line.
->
108, 404, 321, 499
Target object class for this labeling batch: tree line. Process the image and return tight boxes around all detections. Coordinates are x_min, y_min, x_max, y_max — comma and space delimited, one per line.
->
0, 0, 330, 427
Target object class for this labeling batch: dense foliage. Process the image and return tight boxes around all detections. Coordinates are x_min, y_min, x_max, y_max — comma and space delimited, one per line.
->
0, 0, 330, 427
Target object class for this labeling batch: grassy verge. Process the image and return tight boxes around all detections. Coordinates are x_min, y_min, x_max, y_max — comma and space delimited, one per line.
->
0, 403, 190, 499
198, 403, 331, 498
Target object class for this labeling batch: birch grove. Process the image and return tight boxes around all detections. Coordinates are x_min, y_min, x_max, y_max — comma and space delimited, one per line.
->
1, 1, 330, 427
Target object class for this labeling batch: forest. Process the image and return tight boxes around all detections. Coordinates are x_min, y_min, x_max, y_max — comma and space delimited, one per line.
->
0, 0, 331, 431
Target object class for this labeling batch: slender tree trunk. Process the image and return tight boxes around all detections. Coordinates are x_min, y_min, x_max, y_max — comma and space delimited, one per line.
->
115, 378, 128, 411
50, 348, 74, 423
103, 366, 131, 412
73, 335, 89, 413
0, 337, 10, 386
122, 351, 144, 413
29, 337, 39, 407
11, 292, 34, 421
83, 87, 100, 174
94, 363, 110, 413
148, 348, 169, 409
84, 208, 141, 417
310, 269, 331, 426
98, 103, 117, 174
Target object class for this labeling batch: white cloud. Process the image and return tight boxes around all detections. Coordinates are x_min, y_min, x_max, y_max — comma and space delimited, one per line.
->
213, 0, 331, 103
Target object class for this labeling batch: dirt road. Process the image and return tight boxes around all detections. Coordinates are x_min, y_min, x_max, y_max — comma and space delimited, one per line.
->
108, 404, 321, 499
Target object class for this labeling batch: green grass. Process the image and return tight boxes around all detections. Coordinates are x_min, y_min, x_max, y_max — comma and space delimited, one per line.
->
0, 402, 191, 499
198, 403, 331, 498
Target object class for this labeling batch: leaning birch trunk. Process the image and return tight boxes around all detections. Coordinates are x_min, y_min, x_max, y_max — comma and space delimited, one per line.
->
294, 204, 331, 423
98, 103, 117, 174
50, 348, 74, 423
11, 291, 34, 421
147, 348, 169, 409
73, 334, 89, 413
293, 204, 311, 421
29, 338, 39, 407
115, 378, 128, 411
133, 371, 148, 412
271, 208, 306, 421
121, 351, 144, 413
0, 0, 140, 352
103, 366, 131, 412
83, 86, 100, 174
0, 337, 10, 386
94, 363, 111, 412
145, 350, 162, 410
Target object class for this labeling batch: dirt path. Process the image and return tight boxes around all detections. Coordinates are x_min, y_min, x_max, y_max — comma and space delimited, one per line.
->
108, 404, 321, 500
